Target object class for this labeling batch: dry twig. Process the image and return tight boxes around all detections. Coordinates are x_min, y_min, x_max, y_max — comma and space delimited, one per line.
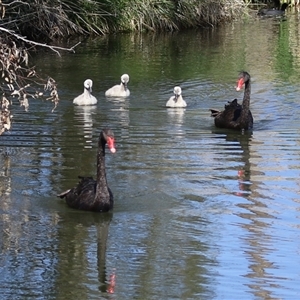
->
0, 26, 81, 57
0, 96, 12, 135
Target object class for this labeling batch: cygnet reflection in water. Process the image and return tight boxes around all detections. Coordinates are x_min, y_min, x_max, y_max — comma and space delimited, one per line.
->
74, 105, 97, 148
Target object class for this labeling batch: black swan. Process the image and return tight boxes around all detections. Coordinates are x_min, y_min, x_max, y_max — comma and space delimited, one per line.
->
210, 71, 253, 131
258, 3, 289, 16
57, 128, 116, 212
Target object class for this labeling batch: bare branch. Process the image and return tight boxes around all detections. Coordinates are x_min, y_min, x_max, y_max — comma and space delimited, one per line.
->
1, 1, 30, 7
0, 26, 81, 56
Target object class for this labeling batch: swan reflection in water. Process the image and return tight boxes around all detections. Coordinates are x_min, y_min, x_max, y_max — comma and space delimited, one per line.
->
74, 105, 97, 148
230, 132, 252, 197
212, 130, 253, 196
166, 108, 186, 136
108, 97, 130, 139
211, 130, 284, 299
56, 212, 116, 295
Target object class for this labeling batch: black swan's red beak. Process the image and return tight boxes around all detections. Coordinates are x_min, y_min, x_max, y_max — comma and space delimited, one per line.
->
236, 78, 245, 91
107, 137, 116, 153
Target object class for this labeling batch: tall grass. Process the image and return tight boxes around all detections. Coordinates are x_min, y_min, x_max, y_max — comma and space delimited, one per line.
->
119, 0, 246, 32
1, 0, 118, 40
0, 0, 247, 40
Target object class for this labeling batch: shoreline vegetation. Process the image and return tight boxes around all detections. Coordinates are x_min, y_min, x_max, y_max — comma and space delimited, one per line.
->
2, 0, 247, 39
0, 0, 252, 134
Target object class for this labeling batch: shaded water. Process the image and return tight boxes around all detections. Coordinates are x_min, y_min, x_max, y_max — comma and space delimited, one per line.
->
1, 12, 300, 299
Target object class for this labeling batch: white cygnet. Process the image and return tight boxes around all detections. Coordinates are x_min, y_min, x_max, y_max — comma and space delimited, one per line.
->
166, 86, 187, 108
105, 74, 130, 97
73, 79, 97, 106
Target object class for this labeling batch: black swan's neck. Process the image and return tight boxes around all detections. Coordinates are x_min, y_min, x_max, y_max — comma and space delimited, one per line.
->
241, 79, 251, 115
95, 136, 110, 204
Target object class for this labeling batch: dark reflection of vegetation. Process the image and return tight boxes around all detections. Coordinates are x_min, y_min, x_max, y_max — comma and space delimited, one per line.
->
274, 21, 294, 81
33, 29, 242, 89
0, 153, 11, 199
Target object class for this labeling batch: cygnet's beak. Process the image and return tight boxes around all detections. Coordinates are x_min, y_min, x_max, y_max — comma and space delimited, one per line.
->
174, 94, 179, 102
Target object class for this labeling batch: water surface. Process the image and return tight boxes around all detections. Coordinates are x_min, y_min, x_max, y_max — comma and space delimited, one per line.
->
1, 13, 300, 299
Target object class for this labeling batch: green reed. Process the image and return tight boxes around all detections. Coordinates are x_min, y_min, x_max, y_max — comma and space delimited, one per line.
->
1, 0, 247, 40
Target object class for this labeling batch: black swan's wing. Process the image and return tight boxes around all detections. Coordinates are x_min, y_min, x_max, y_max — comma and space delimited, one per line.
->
57, 176, 97, 210
210, 109, 221, 117
225, 99, 240, 109
212, 99, 240, 124
210, 99, 240, 118
233, 107, 242, 122
57, 176, 114, 212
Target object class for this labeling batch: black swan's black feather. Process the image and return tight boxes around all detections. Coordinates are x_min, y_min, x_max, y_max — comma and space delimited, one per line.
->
57, 128, 116, 212
209, 72, 253, 131
258, 2, 289, 16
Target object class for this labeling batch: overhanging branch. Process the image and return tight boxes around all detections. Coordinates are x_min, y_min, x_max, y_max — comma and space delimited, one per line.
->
0, 26, 81, 56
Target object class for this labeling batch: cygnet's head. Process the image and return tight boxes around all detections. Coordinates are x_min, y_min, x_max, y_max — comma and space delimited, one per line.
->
84, 79, 93, 92
173, 86, 182, 101
121, 74, 129, 90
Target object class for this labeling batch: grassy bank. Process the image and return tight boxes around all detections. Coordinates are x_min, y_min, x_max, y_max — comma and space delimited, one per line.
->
1, 0, 247, 40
